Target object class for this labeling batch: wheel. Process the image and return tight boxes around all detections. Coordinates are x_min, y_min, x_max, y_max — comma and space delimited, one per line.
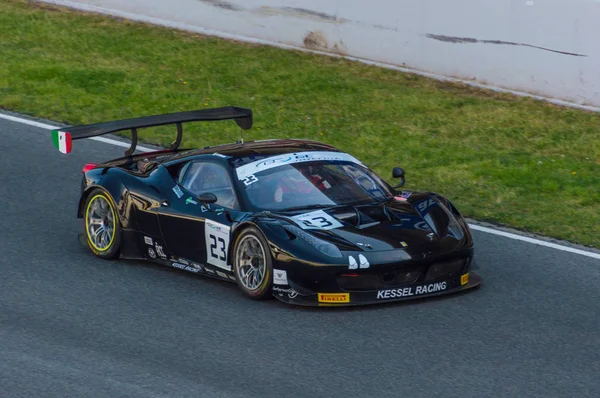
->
232, 227, 273, 300
84, 188, 121, 259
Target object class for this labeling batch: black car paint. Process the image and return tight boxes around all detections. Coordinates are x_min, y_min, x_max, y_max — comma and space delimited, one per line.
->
78, 139, 481, 306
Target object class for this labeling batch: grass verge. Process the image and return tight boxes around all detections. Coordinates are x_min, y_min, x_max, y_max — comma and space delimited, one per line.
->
1, 0, 599, 247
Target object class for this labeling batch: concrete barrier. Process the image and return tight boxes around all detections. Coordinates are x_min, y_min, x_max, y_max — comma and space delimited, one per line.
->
40, 0, 600, 108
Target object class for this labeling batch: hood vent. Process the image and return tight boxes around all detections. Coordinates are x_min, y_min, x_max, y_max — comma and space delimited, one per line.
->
330, 204, 400, 229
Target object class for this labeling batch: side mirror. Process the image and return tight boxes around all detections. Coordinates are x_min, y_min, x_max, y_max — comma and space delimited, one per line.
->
197, 192, 218, 204
196, 192, 232, 221
392, 167, 405, 188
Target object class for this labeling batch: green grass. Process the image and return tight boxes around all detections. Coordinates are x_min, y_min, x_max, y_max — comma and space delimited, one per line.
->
1, 0, 599, 247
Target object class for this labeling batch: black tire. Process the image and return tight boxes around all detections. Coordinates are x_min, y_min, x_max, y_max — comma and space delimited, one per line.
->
232, 226, 273, 300
83, 188, 121, 260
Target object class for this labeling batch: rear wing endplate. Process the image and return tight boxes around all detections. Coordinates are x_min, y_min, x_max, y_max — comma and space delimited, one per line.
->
51, 106, 252, 156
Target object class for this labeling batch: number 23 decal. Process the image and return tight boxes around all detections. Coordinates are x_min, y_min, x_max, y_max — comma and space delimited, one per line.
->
209, 234, 226, 261
242, 175, 258, 186
301, 216, 333, 229
291, 210, 343, 230
205, 220, 232, 271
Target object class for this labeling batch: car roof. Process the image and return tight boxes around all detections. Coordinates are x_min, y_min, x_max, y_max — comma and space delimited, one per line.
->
99, 139, 344, 171
168, 139, 342, 166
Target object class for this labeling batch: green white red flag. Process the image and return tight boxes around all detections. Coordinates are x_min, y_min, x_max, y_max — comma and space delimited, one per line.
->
52, 130, 72, 154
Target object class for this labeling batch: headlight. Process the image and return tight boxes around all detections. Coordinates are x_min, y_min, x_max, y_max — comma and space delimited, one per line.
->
283, 225, 343, 258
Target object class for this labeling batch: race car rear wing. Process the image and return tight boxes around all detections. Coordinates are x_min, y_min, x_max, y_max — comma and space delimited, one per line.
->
51, 106, 252, 156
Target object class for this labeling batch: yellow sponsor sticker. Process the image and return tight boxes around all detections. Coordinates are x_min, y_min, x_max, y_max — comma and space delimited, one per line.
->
318, 293, 350, 303
460, 273, 469, 286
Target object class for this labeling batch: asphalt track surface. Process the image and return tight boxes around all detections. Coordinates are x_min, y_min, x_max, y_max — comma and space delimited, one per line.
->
1, 117, 599, 398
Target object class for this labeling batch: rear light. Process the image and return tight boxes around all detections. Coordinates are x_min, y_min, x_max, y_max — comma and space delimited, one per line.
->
340, 273, 360, 277
82, 163, 98, 173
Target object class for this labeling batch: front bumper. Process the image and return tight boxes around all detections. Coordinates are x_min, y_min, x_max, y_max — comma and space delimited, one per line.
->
273, 271, 482, 306
271, 246, 480, 307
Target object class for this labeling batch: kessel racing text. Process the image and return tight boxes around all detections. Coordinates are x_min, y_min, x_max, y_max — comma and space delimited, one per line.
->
377, 282, 447, 299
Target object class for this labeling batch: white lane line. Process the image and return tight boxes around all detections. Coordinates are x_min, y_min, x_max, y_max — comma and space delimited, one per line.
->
0, 113, 58, 130
1, 111, 599, 259
0, 113, 154, 152
469, 225, 600, 260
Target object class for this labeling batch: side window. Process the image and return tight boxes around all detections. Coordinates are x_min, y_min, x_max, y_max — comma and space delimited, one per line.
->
181, 162, 239, 210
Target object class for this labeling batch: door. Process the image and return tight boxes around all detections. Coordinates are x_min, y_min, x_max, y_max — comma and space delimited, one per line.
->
157, 160, 239, 270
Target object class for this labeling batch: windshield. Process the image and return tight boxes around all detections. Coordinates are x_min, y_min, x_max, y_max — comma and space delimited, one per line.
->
237, 160, 394, 211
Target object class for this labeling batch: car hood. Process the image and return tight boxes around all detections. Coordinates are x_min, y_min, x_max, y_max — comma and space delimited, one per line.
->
277, 192, 471, 255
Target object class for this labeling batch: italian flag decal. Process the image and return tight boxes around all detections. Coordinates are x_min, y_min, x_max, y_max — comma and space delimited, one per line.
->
52, 130, 72, 154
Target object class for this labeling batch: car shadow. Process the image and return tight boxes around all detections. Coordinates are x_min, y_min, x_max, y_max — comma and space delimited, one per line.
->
76, 233, 482, 311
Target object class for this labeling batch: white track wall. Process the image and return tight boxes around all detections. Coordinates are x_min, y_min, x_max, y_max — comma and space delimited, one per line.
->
44, 0, 600, 107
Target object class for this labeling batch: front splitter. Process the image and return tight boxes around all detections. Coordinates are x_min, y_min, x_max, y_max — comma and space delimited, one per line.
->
272, 272, 482, 307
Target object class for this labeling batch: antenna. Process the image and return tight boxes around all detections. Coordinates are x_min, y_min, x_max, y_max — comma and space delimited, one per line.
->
238, 128, 244, 144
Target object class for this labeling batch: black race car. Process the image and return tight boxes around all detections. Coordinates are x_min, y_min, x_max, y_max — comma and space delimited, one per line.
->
52, 106, 481, 306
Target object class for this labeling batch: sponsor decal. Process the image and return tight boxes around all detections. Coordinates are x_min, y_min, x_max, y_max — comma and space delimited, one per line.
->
273, 286, 298, 299
172, 186, 184, 198
205, 268, 215, 274
144, 236, 153, 245
318, 293, 350, 303
216, 270, 228, 278
228, 275, 236, 281
414, 221, 433, 232
236, 151, 364, 180
205, 220, 232, 271
212, 152, 230, 158
177, 258, 190, 266
400, 241, 408, 248
273, 269, 288, 285
148, 247, 157, 259
154, 243, 166, 259
356, 242, 372, 249
461, 273, 469, 286
190, 262, 204, 270
394, 191, 412, 201
376, 281, 447, 300
185, 197, 198, 205
415, 198, 437, 217
171, 262, 200, 273
291, 210, 343, 231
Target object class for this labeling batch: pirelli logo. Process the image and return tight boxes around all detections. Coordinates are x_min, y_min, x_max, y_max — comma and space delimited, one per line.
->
461, 273, 469, 286
318, 293, 350, 303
